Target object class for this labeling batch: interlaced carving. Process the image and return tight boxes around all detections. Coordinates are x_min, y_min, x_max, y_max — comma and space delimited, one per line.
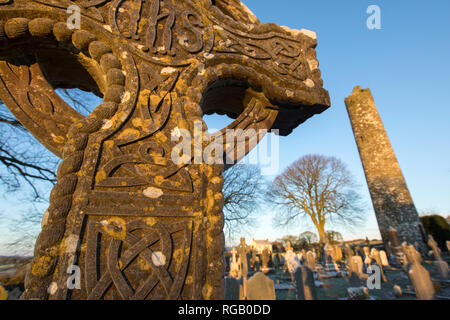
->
0, 0, 330, 300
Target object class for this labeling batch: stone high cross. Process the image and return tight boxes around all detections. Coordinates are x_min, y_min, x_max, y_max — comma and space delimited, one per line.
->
0, 0, 329, 300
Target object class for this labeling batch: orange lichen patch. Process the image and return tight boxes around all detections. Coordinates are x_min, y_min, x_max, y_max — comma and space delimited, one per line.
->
202, 284, 213, 300
101, 218, 127, 240
31, 255, 54, 277
185, 276, 193, 286
137, 256, 152, 271
132, 117, 144, 128
0, 286, 8, 300
95, 170, 107, 183
210, 177, 222, 184
104, 140, 115, 149
145, 217, 157, 226
155, 132, 168, 143
173, 248, 184, 265
149, 94, 161, 107
154, 175, 165, 185
117, 128, 140, 141
51, 134, 65, 144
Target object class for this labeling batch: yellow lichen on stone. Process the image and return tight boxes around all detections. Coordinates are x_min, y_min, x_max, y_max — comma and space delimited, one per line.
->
145, 217, 157, 226
102, 218, 127, 240
202, 284, 213, 300
95, 170, 107, 183
0, 286, 8, 300
118, 128, 140, 141
137, 256, 151, 271
32, 255, 54, 277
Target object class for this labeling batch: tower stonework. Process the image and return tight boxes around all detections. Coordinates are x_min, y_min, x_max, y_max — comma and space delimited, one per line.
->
345, 87, 426, 252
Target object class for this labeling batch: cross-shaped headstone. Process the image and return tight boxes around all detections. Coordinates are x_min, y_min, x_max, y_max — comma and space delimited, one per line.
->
0, 0, 329, 300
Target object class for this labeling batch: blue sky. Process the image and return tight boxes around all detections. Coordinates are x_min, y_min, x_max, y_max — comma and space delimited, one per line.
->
206, 0, 450, 244
1, 0, 450, 254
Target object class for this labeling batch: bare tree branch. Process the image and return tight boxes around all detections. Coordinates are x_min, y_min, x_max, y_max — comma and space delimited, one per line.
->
268, 154, 366, 244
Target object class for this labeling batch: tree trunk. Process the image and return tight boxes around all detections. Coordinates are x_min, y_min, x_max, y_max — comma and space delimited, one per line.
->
317, 224, 327, 244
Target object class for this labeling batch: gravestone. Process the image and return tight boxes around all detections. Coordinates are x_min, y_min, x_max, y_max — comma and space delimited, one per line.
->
261, 248, 271, 274
294, 266, 317, 300
246, 272, 276, 300
348, 256, 367, 286
237, 238, 251, 298
347, 287, 370, 300
0, 0, 329, 300
334, 246, 343, 262
379, 250, 390, 267
427, 235, 449, 279
363, 247, 372, 269
306, 251, 316, 271
229, 247, 240, 279
388, 228, 406, 266
345, 87, 427, 253
284, 242, 301, 282
345, 244, 354, 261
370, 248, 387, 283
403, 244, 435, 300
224, 276, 240, 300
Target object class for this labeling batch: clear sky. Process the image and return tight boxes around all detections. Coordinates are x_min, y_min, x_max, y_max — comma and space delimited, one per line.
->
206, 0, 450, 245
1, 0, 450, 254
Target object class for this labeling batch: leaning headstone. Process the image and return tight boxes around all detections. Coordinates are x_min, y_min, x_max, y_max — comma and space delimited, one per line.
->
379, 250, 390, 267
347, 287, 370, 300
224, 277, 240, 300
348, 256, 367, 286
246, 272, 276, 300
388, 227, 406, 266
294, 266, 317, 300
370, 248, 387, 283
403, 244, 435, 300
306, 251, 316, 271
334, 246, 343, 262
428, 235, 449, 279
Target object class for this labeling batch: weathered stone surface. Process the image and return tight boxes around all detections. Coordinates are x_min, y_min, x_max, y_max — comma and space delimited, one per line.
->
0, 0, 329, 300
0, 285, 7, 300
246, 272, 276, 300
345, 87, 426, 253
224, 276, 240, 300
347, 287, 370, 300
294, 266, 317, 300
403, 244, 435, 300
428, 235, 449, 279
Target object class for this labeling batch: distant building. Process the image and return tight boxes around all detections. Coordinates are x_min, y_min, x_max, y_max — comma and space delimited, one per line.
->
251, 239, 273, 254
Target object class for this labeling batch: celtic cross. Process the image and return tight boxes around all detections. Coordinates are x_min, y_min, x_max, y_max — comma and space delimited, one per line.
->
0, 0, 329, 300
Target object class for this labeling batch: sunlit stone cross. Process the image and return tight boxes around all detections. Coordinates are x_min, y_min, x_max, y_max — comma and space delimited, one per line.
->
0, 0, 329, 299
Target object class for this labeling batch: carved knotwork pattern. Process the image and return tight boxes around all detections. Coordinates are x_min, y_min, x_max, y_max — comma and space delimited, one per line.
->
0, 0, 330, 300
85, 219, 193, 300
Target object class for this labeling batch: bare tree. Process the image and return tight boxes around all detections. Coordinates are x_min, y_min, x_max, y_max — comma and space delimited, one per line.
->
0, 89, 99, 253
268, 154, 365, 244
222, 164, 265, 239
326, 230, 344, 244
299, 231, 318, 245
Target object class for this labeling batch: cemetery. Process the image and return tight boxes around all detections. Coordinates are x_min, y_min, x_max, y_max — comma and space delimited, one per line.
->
0, 0, 449, 303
